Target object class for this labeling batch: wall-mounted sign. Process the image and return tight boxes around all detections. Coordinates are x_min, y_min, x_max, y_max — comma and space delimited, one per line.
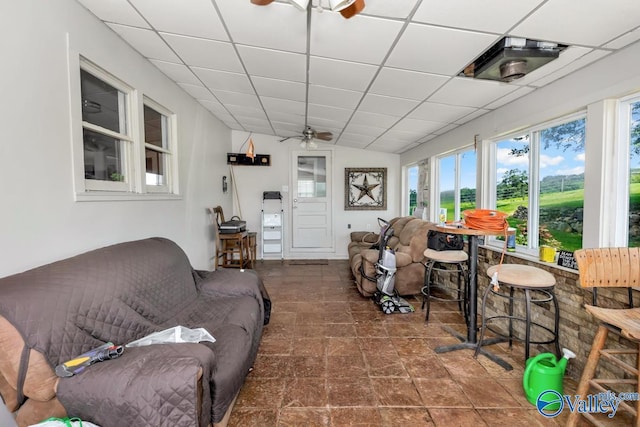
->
557, 250, 578, 270
227, 153, 270, 166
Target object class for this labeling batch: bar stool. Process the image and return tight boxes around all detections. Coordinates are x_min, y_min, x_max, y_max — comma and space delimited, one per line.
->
475, 264, 560, 362
567, 248, 640, 427
421, 248, 469, 324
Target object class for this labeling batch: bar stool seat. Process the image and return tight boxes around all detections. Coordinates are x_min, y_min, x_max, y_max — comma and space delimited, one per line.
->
475, 264, 560, 363
421, 248, 469, 324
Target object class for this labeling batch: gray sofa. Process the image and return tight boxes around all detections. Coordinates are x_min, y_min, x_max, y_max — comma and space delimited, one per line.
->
0, 237, 269, 427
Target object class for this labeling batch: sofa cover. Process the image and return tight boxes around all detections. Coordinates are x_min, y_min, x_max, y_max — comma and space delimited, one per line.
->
0, 237, 269, 427
348, 217, 437, 297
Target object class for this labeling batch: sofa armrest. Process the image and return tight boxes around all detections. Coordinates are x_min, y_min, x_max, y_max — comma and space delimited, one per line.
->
56, 343, 214, 427
196, 269, 271, 325
349, 231, 379, 244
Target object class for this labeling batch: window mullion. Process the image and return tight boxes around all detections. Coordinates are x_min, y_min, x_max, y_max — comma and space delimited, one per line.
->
529, 131, 541, 249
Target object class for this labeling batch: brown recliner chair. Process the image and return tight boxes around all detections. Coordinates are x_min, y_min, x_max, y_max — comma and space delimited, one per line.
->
348, 217, 437, 297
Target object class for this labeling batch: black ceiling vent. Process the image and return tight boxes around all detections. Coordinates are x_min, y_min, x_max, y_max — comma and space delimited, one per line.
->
463, 37, 568, 82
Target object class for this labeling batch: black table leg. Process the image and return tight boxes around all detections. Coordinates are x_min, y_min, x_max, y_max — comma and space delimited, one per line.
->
434, 234, 513, 371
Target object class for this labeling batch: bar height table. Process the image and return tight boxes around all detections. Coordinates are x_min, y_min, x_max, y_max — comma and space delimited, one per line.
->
433, 224, 515, 370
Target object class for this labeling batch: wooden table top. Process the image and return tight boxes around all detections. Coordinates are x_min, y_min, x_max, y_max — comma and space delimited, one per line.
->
435, 223, 514, 237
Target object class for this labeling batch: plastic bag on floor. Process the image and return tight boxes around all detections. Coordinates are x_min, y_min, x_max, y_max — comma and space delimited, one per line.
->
125, 326, 216, 348
29, 417, 100, 427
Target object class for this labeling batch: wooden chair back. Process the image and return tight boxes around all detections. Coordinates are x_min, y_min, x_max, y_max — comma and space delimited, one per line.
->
574, 248, 640, 289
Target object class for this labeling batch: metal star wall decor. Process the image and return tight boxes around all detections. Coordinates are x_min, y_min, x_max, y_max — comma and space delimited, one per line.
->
345, 168, 387, 210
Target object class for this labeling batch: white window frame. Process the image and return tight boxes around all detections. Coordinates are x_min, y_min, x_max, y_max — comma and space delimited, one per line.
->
486, 111, 587, 256
142, 97, 177, 194
618, 94, 640, 246
69, 55, 180, 201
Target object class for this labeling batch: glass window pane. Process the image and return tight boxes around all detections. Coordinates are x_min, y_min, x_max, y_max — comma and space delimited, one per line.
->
539, 118, 585, 251
144, 105, 166, 149
496, 135, 530, 246
145, 149, 165, 186
460, 150, 477, 214
80, 70, 126, 134
83, 129, 125, 181
439, 155, 455, 221
630, 100, 640, 247
297, 156, 326, 198
408, 165, 418, 215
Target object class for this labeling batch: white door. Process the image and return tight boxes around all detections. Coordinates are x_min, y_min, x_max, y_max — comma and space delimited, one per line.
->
291, 150, 333, 250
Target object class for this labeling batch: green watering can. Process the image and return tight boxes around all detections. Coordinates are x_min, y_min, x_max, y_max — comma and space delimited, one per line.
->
523, 348, 575, 408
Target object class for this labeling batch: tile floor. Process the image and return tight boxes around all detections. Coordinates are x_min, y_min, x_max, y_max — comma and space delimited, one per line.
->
229, 260, 594, 426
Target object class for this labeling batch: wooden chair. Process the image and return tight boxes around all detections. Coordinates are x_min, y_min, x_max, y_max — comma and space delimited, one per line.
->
568, 247, 640, 427
209, 206, 251, 269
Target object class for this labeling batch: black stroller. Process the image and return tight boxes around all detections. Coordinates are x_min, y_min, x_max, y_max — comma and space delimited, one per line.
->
370, 218, 415, 314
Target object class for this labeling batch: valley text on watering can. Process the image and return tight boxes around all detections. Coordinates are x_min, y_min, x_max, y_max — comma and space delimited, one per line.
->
523, 348, 575, 410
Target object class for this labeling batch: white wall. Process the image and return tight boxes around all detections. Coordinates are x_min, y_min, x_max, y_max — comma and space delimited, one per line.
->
0, 0, 232, 277
230, 132, 401, 259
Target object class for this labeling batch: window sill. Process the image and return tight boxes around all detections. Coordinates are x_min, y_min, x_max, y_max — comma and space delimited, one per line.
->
74, 192, 182, 202
480, 243, 579, 275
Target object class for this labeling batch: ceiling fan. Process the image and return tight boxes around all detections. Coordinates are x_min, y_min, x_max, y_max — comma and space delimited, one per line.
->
250, 0, 365, 19
280, 126, 333, 149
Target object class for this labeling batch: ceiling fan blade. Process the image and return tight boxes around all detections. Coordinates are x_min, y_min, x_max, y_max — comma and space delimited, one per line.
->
339, 0, 365, 18
314, 131, 333, 141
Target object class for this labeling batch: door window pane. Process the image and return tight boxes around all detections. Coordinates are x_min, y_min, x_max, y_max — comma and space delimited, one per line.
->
408, 165, 418, 215
439, 155, 455, 221
297, 156, 326, 197
460, 150, 476, 214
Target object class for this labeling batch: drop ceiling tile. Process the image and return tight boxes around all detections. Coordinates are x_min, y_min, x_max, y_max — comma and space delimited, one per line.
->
337, 133, 377, 144
274, 124, 304, 135
310, 12, 404, 64
337, 139, 370, 149
358, 94, 419, 117
261, 97, 306, 115
417, 134, 437, 143
267, 111, 305, 124
237, 45, 306, 83
107, 23, 180, 62
454, 108, 491, 125
413, 0, 544, 34
212, 90, 262, 109
150, 59, 201, 85
433, 124, 459, 135
224, 105, 268, 121
129, 0, 228, 41
350, 111, 400, 128
309, 57, 378, 92
216, 0, 307, 52
236, 116, 271, 127
362, 0, 420, 19
386, 23, 499, 75
342, 123, 387, 138
604, 27, 640, 49
244, 125, 273, 134
512, 0, 640, 46
252, 77, 306, 102
305, 117, 344, 132
483, 87, 535, 110
392, 118, 446, 134
384, 129, 424, 142
161, 34, 242, 72
428, 77, 519, 108
308, 85, 363, 110
192, 68, 254, 94
307, 104, 352, 124
178, 82, 215, 101
369, 68, 450, 101
198, 99, 227, 115
368, 138, 412, 152
409, 102, 476, 122
77, 0, 149, 27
